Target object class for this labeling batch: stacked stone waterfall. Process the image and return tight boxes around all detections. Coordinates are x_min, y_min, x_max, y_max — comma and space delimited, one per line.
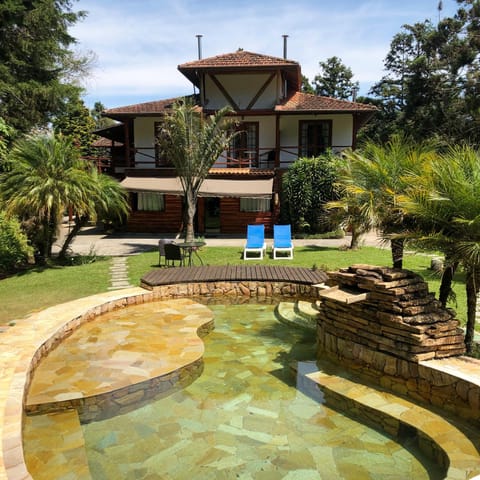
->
317, 264, 466, 362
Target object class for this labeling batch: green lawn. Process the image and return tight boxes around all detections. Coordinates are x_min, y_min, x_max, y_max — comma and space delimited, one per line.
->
0, 259, 111, 324
0, 245, 468, 327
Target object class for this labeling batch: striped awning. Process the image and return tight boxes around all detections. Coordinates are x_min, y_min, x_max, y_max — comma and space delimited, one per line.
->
120, 177, 273, 199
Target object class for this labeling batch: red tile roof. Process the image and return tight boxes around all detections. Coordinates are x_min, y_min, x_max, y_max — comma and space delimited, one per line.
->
275, 92, 377, 113
103, 92, 377, 120
178, 49, 299, 70
104, 97, 180, 119
178, 50, 301, 90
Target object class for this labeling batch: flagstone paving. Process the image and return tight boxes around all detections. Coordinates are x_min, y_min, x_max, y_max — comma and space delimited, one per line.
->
26, 298, 213, 409
108, 256, 133, 290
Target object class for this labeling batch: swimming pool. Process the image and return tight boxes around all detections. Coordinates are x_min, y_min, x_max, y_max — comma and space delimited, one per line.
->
25, 300, 443, 479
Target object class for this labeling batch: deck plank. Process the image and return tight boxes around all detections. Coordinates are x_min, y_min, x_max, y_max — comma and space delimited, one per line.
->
141, 266, 328, 287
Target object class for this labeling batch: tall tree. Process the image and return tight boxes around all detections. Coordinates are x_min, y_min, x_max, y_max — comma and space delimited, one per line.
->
157, 99, 237, 242
0, 117, 15, 163
301, 75, 315, 94
0, 134, 128, 262
91, 101, 116, 130
53, 97, 97, 156
370, 1, 480, 144
0, 0, 90, 135
313, 56, 359, 100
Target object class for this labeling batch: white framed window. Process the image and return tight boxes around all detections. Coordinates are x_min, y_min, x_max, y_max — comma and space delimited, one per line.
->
240, 198, 271, 212
137, 192, 164, 211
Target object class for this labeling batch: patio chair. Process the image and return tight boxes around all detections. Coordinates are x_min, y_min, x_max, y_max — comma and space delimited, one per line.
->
272, 224, 293, 260
158, 239, 175, 266
164, 242, 184, 267
243, 224, 266, 260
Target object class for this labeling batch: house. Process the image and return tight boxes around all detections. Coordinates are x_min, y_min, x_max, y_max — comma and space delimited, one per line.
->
99, 47, 376, 235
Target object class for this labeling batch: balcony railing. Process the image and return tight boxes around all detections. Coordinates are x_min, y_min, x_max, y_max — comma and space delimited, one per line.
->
113, 145, 351, 170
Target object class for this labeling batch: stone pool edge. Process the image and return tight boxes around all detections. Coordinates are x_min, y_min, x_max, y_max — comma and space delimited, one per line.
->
0, 287, 151, 480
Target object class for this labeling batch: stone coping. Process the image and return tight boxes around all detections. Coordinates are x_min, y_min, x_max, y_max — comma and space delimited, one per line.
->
307, 370, 480, 480
2, 278, 480, 479
1, 287, 152, 480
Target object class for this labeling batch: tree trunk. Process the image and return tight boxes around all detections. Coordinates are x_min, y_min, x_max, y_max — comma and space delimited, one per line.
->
59, 215, 87, 259
390, 237, 404, 269
439, 259, 458, 308
349, 224, 362, 249
185, 190, 197, 242
44, 208, 59, 261
464, 269, 478, 354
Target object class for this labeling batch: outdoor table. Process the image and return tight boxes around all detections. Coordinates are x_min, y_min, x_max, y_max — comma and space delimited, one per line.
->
176, 241, 206, 266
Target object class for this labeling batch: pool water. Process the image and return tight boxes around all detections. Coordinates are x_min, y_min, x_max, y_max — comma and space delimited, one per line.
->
79, 302, 441, 479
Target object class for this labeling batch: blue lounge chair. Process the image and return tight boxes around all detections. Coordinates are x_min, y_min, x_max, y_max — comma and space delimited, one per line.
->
273, 224, 294, 259
243, 224, 266, 260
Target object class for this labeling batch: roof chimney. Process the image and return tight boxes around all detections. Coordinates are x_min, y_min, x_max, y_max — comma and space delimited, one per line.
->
282, 35, 289, 59
196, 34, 203, 60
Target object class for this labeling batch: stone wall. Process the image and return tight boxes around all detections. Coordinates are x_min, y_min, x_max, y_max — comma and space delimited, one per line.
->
319, 264, 465, 361
316, 264, 480, 423
146, 280, 322, 300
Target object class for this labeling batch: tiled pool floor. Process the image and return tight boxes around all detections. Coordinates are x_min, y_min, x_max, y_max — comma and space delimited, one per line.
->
23, 301, 465, 480
26, 299, 213, 408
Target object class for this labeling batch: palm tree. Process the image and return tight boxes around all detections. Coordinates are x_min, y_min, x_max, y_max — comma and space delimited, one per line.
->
402, 145, 480, 353
335, 135, 436, 267
326, 154, 374, 249
156, 99, 237, 242
58, 169, 129, 259
0, 134, 129, 262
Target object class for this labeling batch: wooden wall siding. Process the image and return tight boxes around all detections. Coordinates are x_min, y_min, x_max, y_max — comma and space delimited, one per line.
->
126, 197, 273, 234
220, 198, 273, 234
127, 195, 183, 233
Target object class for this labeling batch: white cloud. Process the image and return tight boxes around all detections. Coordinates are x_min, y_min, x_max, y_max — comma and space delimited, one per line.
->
71, 0, 460, 106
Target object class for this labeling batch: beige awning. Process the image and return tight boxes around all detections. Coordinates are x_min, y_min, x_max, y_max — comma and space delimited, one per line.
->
120, 177, 183, 195
120, 177, 273, 199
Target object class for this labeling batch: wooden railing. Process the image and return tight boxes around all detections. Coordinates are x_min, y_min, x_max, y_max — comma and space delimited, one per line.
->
102, 144, 352, 171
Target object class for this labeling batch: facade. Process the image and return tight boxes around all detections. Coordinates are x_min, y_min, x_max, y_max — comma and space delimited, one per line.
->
99, 49, 376, 235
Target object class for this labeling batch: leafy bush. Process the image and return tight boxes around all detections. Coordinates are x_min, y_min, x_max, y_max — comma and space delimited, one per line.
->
0, 213, 33, 274
281, 153, 341, 233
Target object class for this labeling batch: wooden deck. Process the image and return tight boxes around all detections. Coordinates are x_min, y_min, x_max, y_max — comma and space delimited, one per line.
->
141, 265, 329, 287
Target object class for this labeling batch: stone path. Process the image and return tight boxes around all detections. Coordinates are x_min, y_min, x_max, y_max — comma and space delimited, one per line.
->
108, 256, 133, 290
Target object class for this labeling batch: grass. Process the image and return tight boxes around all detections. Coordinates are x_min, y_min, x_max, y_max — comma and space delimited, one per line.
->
0, 258, 111, 324
0, 245, 468, 328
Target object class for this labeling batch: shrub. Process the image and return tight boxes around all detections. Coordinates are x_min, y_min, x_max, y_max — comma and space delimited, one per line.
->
0, 213, 33, 274
281, 153, 341, 234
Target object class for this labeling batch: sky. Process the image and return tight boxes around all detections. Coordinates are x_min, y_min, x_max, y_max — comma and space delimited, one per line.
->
70, 0, 459, 110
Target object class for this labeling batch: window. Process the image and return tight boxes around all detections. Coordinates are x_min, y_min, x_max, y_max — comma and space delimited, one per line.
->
240, 198, 271, 212
299, 120, 332, 157
154, 121, 171, 167
229, 122, 259, 167
136, 192, 164, 211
